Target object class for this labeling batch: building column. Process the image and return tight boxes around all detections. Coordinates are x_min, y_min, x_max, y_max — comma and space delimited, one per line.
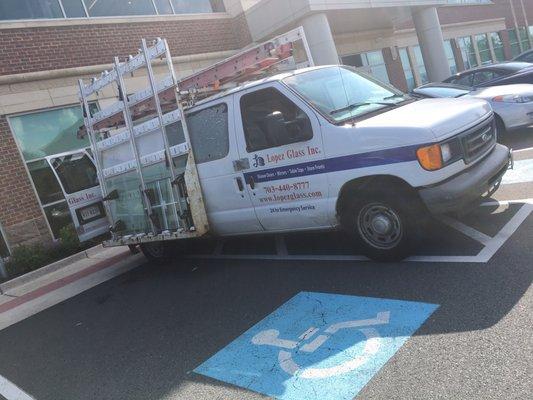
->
301, 13, 339, 65
411, 7, 450, 82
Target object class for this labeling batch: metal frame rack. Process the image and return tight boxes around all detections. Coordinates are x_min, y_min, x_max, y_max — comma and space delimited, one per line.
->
78, 27, 313, 247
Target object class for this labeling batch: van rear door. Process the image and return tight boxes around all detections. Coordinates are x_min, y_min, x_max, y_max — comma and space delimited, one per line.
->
47, 150, 108, 241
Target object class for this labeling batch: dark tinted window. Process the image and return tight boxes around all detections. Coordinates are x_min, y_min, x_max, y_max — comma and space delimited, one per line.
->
451, 73, 474, 86
27, 160, 65, 204
240, 88, 313, 152
62, 0, 86, 17
472, 70, 503, 85
52, 153, 98, 194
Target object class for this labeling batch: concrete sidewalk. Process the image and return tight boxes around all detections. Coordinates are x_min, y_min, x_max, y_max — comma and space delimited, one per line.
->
0, 245, 146, 331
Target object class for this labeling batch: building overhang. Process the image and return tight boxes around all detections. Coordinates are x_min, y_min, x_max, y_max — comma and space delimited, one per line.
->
245, 0, 493, 40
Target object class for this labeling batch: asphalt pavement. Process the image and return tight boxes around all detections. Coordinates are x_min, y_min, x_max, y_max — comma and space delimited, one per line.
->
0, 130, 531, 400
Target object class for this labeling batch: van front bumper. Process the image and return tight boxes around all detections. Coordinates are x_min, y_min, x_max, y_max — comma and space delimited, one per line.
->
418, 143, 511, 214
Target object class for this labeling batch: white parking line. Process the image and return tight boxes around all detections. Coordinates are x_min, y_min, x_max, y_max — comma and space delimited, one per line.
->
512, 146, 533, 154
0, 375, 35, 400
438, 215, 492, 245
187, 202, 532, 264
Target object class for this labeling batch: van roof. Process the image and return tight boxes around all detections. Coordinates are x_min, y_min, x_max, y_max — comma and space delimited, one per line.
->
191, 65, 334, 107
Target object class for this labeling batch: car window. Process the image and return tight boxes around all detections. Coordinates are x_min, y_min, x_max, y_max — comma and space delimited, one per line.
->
451, 73, 473, 86
51, 153, 98, 194
472, 70, 504, 85
240, 87, 313, 152
188, 103, 229, 164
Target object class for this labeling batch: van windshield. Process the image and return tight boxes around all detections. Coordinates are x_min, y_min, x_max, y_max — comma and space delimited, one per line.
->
283, 66, 406, 123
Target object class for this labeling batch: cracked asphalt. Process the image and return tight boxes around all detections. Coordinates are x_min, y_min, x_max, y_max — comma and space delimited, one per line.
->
0, 130, 531, 400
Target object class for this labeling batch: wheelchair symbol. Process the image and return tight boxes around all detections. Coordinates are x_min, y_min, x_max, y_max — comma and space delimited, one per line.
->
251, 311, 390, 379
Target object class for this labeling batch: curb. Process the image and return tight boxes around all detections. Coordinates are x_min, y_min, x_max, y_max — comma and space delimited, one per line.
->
0, 244, 105, 294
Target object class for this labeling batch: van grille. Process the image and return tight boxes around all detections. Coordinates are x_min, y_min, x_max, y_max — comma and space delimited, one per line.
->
460, 117, 496, 164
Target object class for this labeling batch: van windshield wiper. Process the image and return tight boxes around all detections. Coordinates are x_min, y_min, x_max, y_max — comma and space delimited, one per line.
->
329, 101, 397, 115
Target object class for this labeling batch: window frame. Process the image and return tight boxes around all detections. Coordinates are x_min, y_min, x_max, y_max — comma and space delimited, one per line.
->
239, 86, 314, 153
0, 222, 10, 259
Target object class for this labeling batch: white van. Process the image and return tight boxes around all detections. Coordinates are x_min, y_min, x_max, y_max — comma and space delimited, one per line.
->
79, 32, 511, 261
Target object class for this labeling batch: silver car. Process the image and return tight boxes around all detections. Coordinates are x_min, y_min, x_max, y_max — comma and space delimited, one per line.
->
411, 83, 533, 133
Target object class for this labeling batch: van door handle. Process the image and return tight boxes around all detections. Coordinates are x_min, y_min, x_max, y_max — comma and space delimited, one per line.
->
248, 176, 255, 190
236, 177, 244, 192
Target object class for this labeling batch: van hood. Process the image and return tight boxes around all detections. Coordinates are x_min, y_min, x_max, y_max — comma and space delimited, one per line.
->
356, 97, 492, 140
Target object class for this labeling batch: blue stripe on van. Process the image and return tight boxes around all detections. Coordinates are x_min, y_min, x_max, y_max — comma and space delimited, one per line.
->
243, 144, 423, 183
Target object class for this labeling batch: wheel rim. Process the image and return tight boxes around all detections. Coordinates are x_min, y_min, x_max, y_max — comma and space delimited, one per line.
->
357, 203, 403, 250
145, 242, 165, 258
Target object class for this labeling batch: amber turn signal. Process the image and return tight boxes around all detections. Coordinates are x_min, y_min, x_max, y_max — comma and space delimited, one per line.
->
416, 144, 443, 171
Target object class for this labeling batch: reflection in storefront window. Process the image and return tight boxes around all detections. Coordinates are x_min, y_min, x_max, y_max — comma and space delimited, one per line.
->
490, 32, 506, 62
27, 160, 65, 205
10, 104, 97, 161
43, 202, 72, 238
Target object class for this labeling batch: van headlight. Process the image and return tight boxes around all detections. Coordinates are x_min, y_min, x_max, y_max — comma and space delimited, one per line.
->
417, 138, 462, 171
492, 94, 533, 103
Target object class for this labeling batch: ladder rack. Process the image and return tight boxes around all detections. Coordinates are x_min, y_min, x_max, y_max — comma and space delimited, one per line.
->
78, 27, 313, 246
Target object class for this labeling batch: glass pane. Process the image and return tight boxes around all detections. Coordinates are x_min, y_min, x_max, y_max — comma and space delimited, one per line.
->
444, 40, 457, 75
519, 27, 531, 50
370, 64, 390, 84
27, 160, 65, 205
171, 0, 214, 13
61, 0, 86, 17
365, 51, 384, 66
188, 104, 229, 163
0, 226, 9, 258
491, 32, 506, 62
413, 46, 428, 84
0, 0, 63, 20
106, 171, 149, 234
153, 0, 173, 14
83, 0, 156, 17
51, 153, 98, 194
399, 48, 415, 91
43, 201, 73, 239
341, 54, 364, 68
9, 104, 97, 161
143, 163, 179, 231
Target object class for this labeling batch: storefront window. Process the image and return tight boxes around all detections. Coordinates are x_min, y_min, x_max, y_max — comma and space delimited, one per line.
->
0, 0, 63, 20
518, 27, 531, 51
10, 104, 96, 161
9, 104, 98, 239
27, 160, 65, 205
475, 33, 492, 65
490, 32, 506, 62
444, 40, 458, 75
0, 0, 225, 20
412, 46, 428, 84
61, 0, 86, 17
399, 47, 416, 91
457, 36, 478, 69
342, 51, 390, 84
508, 29, 522, 57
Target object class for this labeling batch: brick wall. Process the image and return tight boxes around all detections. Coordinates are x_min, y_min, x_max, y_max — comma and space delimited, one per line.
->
0, 15, 252, 76
0, 116, 52, 247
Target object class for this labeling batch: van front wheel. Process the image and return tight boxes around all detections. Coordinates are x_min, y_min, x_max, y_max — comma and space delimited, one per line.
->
343, 191, 420, 261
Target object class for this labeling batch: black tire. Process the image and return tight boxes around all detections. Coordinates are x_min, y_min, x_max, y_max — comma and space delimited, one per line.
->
140, 241, 170, 263
342, 189, 422, 262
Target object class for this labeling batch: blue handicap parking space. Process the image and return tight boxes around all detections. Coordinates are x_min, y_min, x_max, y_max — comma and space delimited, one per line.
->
195, 292, 438, 400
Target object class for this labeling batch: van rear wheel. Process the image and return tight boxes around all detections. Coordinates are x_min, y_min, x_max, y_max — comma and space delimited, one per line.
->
343, 190, 420, 261
140, 241, 170, 262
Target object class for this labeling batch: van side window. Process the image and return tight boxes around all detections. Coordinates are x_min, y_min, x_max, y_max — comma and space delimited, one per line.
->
240, 87, 313, 152
188, 103, 229, 164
